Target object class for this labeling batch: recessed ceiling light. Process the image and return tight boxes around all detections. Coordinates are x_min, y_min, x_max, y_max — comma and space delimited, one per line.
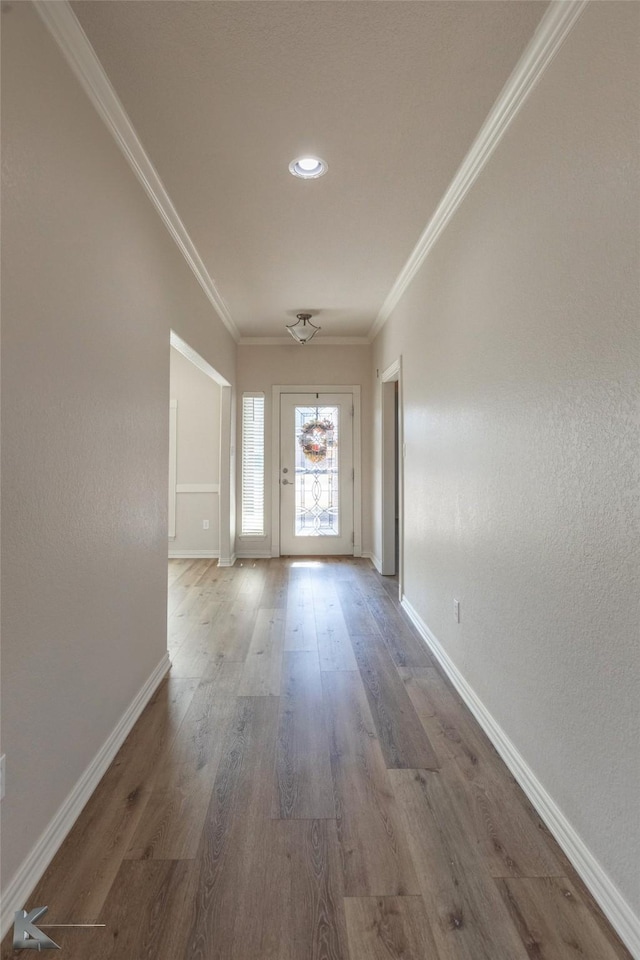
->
289, 156, 328, 179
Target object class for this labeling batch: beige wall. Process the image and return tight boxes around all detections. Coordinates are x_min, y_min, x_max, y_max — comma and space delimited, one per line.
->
0, 2, 236, 901
372, 1, 639, 919
2, 0, 637, 946
169, 347, 221, 555
237, 344, 372, 556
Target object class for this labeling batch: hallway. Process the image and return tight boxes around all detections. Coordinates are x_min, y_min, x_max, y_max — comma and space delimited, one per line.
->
5, 558, 629, 959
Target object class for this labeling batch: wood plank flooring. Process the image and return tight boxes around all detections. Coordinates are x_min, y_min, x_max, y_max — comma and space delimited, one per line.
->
2, 558, 631, 960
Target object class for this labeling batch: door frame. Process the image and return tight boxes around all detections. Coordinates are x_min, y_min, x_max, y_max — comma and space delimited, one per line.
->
271, 384, 362, 558
169, 331, 234, 566
381, 358, 403, 595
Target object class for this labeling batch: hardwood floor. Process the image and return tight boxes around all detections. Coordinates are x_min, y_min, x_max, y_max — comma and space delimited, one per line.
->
2, 558, 631, 960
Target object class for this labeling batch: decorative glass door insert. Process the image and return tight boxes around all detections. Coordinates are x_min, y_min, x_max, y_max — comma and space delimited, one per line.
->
294, 404, 339, 536
280, 393, 354, 556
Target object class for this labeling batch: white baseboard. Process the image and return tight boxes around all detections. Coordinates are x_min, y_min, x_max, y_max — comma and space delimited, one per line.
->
400, 596, 640, 960
0, 652, 171, 941
168, 549, 219, 559
362, 550, 382, 572
217, 552, 237, 568
235, 550, 273, 560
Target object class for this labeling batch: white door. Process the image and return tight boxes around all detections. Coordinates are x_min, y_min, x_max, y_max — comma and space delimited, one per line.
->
280, 393, 354, 555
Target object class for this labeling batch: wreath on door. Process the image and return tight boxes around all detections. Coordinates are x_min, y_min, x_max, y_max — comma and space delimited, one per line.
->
298, 418, 335, 464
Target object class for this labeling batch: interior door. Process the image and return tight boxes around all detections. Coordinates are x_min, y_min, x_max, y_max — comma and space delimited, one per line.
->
280, 393, 354, 555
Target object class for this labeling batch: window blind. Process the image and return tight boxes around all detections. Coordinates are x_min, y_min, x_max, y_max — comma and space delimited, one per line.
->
241, 394, 265, 536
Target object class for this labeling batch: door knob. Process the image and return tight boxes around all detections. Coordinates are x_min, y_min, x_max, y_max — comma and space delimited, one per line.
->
282, 478, 291, 485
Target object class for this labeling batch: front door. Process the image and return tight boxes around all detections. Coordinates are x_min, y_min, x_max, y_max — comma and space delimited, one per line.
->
279, 393, 354, 555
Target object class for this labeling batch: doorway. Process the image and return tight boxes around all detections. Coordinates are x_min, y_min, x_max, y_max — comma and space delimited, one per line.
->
279, 393, 354, 555
271, 384, 362, 557
169, 331, 234, 565
381, 359, 402, 591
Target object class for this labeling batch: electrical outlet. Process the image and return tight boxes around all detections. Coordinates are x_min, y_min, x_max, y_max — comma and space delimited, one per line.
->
0, 754, 5, 801
453, 599, 461, 623
202, 519, 210, 530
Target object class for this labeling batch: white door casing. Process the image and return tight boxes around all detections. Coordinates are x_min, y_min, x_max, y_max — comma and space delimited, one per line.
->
277, 391, 357, 556
381, 358, 403, 594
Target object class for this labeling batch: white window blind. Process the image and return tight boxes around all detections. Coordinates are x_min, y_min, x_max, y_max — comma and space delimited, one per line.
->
241, 394, 265, 536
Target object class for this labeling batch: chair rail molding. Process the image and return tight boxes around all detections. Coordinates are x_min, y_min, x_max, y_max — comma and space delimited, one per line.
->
175, 483, 220, 494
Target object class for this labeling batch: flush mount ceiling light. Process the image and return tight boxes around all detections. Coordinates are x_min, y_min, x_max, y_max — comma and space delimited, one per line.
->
288, 156, 328, 179
286, 313, 321, 344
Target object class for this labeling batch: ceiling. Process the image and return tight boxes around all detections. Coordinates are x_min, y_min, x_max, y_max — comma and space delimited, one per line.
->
71, 1, 548, 342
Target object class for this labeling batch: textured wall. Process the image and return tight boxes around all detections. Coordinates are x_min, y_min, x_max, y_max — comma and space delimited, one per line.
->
170, 347, 221, 554
374, 3, 640, 907
237, 344, 373, 555
0, 4, 236, 891
371, 1, 639, 915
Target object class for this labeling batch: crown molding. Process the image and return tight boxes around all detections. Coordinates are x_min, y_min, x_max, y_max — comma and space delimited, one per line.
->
35, 0, 587, 348
238, 336, 372, 347
34, 1, 240, 344
370, 0, 589, 341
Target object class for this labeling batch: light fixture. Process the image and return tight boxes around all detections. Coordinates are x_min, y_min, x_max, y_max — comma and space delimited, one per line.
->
286, 313, 321, 344
288, 156, 328, 179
